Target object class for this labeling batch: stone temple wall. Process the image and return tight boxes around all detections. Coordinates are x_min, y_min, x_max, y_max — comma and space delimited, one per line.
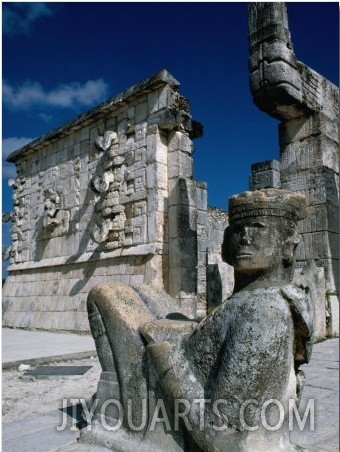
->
3, 69, 216, 332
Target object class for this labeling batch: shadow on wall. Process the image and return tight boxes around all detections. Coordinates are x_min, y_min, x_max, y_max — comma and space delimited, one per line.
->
62, 143, 113, 294
168, 177, 198, 314
206, 263, 223, 312
327, 171, 339, 296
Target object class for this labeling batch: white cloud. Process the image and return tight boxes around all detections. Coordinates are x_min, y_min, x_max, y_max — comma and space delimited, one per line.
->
2, 137, 35, 159
3, 79, 109, 110
2, 137, 33, 182
3, 3, 55, 37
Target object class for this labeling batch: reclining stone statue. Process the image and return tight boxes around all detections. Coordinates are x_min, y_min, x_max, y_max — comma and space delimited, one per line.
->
82, 188, 314, 451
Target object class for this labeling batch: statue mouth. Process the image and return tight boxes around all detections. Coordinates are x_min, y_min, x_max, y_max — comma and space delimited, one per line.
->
236, 252, 254, 258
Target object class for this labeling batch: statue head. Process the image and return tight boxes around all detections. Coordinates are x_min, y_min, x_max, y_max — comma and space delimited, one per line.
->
222, 189, 307, 289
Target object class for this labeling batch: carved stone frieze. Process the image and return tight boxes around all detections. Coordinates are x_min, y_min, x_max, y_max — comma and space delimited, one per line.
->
90, 130, 148, 250
8, 177, 26, 206
95, 131, 118, 151
74, 156, 81, 231
43, 186, 70, 238
4, 178, 30, 263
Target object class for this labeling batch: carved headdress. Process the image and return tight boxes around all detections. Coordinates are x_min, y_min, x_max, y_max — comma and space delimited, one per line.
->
228, 188, 308, 224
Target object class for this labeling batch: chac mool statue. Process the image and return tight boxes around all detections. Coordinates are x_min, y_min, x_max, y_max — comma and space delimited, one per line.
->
83, 188, 314, 451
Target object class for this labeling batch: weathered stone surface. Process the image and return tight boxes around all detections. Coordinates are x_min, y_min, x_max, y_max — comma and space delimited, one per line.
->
294, 260, 327, 341
3, 69, 210, 331
250, 159, 281, 190
328, 294, 339, 336
248, 2, 339, 331
85, 188, 314, 451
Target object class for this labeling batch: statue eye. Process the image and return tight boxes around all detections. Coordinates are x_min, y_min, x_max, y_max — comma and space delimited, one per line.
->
232, 224, 243, 234
251, 222, 266, 228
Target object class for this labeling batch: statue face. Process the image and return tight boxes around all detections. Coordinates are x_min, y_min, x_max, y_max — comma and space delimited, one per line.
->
227, 216, 285, 274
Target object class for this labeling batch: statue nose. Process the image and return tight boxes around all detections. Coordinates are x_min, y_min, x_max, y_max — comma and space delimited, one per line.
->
240, 228, 251, 245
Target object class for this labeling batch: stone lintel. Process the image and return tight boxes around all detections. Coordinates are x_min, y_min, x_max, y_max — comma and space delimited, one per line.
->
251, 159, 280, 172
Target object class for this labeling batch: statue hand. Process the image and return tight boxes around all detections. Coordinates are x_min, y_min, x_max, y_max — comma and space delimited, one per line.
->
146, 341, 174, 379
140, 319, 198, 345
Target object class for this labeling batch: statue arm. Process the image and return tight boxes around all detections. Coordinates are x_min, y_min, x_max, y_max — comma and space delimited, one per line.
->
146, 340, 220, 450
140, 320, 205, 403
141, 313, 229, 449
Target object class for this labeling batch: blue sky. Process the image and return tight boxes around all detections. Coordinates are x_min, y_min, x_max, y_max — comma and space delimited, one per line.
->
2, 2, 339, 265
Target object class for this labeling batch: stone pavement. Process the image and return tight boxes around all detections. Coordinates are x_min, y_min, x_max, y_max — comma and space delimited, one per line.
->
2, 327, 96, 369
2, 328, 339, 451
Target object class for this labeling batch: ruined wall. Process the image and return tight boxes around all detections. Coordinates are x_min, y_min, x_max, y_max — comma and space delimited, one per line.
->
3, 70, 205, 331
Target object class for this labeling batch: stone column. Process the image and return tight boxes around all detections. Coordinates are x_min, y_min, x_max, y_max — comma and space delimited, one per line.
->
167, 131, 198, 318
248, 2, 339, 302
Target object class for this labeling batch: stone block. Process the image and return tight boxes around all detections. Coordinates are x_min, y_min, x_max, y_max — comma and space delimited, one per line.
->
280, 113, 339, 146
126, 106, 135, 120
195, 181, 208, 210
2, 311, 14, 327
280, 168, 339, 206
158, 85, 172, 110
38, 311, 53, 330
147, 90, 159, 115
197, 209, 208, 226
81, 127, 89, 141
167, 150, 193, 180
155, 163, 168, 190
298, 231, 338, 262
50, 312, 60, 330
168, 205, 197, 239
281, 139, 323, 174
135, 101, 148, 123
129, 275, 145, 285
146, 131, 167, 164
73, 311, 87, 331
79, 315, 90, 331
299, 204, 339, 235
168, 178, 197, 207
251, 159, 280, 173
168, 131, 193, 154
169, 238, 197, 268
169, 267, 197, 295
321, 138, 339, 173
148, 86, 172, 114
57, 311, 77, 331
279, 115, 314, 145
146, 162, 167, 190
147, 189, 168, 214
20, 309, 35, 328
197, 237, 207, 253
